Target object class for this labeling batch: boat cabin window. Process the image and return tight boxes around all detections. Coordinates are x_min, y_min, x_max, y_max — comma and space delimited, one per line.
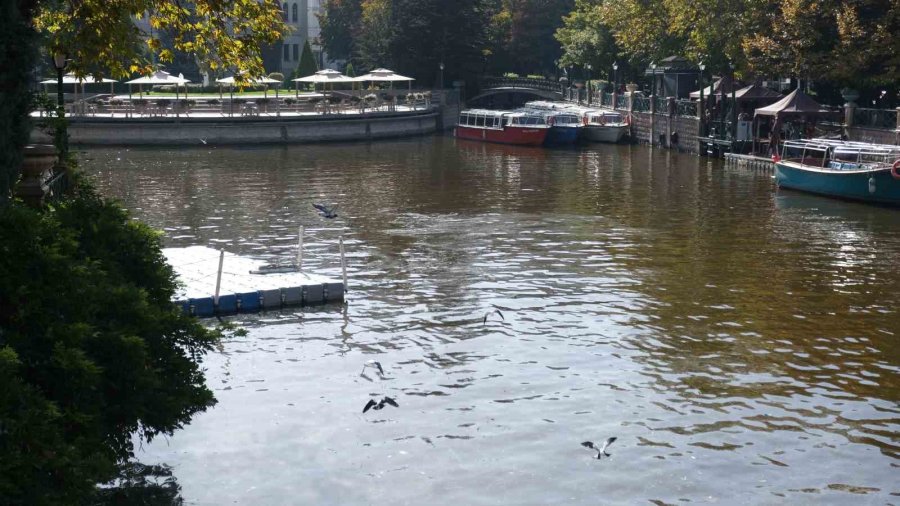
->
476, 115, 485, 127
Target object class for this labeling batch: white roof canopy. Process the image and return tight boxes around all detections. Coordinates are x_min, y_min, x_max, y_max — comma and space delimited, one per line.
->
292, 69, 356, 83
40, 73, 117, 84
356, 68, 414, 82
126, 70, 190, 85
216, 72, 281, 85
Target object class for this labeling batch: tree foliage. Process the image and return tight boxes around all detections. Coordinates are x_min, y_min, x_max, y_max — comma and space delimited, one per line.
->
743, 0, 900, 87
557, 0, 900, 92
318, 0, 363, 62
0, 0, 39, 203
489, 0, 573, 75
33, 0, 288, 79
554, 0, 617, 76
298, 39, 319, 77
356, 0, 393, 71
0, 183, 221, 503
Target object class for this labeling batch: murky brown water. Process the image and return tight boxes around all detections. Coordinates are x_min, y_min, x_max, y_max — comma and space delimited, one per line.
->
82, 136, 900, 505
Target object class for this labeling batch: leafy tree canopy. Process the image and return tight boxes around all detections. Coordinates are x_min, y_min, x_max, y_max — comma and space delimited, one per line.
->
33, 0, 288, 79
318, 0, 362, 62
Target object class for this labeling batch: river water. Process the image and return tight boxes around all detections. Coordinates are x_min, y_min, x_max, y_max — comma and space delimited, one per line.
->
82, 136, 899, 505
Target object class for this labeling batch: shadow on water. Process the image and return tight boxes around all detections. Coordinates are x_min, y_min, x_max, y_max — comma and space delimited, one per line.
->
94, 462, 183, 506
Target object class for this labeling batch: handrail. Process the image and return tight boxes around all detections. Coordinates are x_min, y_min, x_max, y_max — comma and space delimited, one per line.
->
852, 107, 898, 130
481, 76, 562, 94
675, 99, 698, 118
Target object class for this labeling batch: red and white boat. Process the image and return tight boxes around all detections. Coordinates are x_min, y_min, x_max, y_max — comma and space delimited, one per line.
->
455, 109, 549, 146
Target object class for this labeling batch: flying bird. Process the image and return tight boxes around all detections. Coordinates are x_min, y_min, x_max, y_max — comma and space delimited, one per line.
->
312, 203, 338, 219
360, 360, 384, 376
483, 308, 505, 325
581, 437, 617, 459
362, 396, 399, 413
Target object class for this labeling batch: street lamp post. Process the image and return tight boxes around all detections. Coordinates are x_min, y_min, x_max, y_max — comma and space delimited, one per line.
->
613, 61, 618, 91
698, 61, 705, 136
52, 51, 68, 158
585, 63, 592, 105
729, 60, 737, 149
649, 61, 657, 100
53, 52, 66, 111
439, 62, 444, 90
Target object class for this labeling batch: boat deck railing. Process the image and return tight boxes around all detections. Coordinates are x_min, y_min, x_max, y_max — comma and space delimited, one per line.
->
782, 139, 900, 169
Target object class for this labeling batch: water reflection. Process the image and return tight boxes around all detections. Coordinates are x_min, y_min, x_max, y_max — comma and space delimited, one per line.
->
83, 136, 900, 505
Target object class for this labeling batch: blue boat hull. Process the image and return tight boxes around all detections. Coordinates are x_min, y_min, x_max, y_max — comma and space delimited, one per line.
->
775, 162, 900, 206
544, 126, 580, 145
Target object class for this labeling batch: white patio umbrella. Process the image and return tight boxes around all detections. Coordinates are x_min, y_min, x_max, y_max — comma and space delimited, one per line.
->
292, 69, 355, 96
40, 74, 118, 113
216, 74, 282, 98
125, 70, 190, 100
355, 68, 415, 92
216, 73, 282, 116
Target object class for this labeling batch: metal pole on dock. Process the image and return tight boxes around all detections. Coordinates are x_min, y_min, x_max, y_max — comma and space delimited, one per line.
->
296, 225, 304, 270
339, 236, 348, 292
214, 249, 224, 306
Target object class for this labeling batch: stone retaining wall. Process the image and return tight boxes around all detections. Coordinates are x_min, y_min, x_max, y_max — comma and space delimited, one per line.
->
42, 110, 439, 146
627, 111, 702, 154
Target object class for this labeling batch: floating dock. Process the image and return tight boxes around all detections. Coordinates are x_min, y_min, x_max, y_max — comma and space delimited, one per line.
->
165, 246, 345, 317
724, 153, 775, 171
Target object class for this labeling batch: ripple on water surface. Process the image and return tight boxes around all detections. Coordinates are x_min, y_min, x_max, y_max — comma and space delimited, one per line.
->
82, 137, 900, 505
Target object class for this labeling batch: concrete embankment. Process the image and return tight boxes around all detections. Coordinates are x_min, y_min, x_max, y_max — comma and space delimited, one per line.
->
32, 104, 460, 146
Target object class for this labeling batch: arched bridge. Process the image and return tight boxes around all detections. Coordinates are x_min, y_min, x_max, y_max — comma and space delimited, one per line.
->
470, 77, 564, 105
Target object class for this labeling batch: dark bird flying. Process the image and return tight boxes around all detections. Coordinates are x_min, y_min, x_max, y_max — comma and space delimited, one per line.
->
362, 396, 400, 413
312, 203, 338, 219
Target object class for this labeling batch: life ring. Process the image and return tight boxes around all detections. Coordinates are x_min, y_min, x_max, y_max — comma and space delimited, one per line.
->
892, 159, 900, 180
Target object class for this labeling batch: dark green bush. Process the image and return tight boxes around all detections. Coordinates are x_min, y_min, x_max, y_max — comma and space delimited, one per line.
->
0, 183, 219, 504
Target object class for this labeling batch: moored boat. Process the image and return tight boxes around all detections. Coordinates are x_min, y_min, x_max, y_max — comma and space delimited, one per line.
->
523, 101, 582, 145
775, 139, 900, 206
582, 110, 629, 143
456, 109, 549, 146
525, 108, 581, 145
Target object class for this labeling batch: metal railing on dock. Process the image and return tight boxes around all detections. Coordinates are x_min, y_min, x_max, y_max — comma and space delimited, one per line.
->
724, 153, 775, 171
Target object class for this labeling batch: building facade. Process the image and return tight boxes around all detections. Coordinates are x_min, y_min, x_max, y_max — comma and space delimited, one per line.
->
277, 0, 324, 75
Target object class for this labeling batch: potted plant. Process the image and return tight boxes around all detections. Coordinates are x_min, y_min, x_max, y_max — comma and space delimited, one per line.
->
256, 97, 271, 113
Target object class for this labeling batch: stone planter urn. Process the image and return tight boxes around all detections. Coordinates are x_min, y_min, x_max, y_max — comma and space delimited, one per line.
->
840, 88, 859, 107
625, 82, 638, 94
16, 144, 57, 207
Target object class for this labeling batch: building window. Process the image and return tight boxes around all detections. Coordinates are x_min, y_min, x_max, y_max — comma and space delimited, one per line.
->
293, 44, 299, 61
292, 3, 298, 22
283, 45, 290, 61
